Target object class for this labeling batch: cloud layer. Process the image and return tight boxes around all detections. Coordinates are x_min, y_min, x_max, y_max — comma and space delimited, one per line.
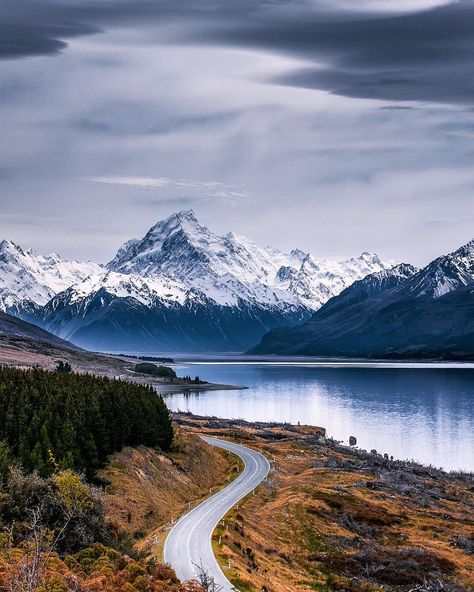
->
2, 1, 474, 105
0, 0, 473, 265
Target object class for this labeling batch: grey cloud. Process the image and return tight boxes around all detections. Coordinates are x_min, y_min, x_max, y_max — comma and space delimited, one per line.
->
0, 0, 473, 266
2, 1, 474, 105
0, 0, 235, 59
135, 196, 194, 208
0, 7, 98, 59
71, 108, 239, 138
88, 176, 251, 204
206, 1, 474, 105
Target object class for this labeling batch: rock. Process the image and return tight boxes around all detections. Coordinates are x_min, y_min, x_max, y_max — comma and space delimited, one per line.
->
349, 436, 357, 446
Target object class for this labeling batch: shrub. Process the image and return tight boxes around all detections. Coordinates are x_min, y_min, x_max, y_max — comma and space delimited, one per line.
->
0, 467, 107, 555
0, 541, 198, 592
134, 363, 177, 379
55, 361, 72, 374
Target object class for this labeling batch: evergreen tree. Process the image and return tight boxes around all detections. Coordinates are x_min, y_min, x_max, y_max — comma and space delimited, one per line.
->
0, 367, 173, 476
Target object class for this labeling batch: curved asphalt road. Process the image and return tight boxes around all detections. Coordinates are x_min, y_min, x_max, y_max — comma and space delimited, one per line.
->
164, 436, 271, 591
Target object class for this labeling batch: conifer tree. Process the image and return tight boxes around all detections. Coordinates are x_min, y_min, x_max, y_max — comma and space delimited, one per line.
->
0, 367, 173, 476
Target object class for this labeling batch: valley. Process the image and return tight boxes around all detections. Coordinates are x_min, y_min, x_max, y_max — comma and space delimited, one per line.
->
0, 310, 239, 390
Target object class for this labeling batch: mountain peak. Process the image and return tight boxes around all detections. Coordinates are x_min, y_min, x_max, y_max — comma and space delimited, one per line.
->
176, 208, 197, 221
451, 238, 474, 258
146, 209, 203, 239
394, 238, 474, 301
360, 251, 382, 263
0, 241, 102, 313
160, 208, 198, 226
107, 209, 213, 275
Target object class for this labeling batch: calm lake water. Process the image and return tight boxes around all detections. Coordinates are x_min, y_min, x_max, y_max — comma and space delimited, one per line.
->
162, 361, 474, 472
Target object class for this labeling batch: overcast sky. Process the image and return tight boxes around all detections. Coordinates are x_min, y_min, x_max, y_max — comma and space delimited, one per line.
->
0, 0, 473, 266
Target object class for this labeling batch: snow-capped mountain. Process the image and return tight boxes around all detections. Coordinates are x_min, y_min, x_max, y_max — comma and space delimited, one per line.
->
1, 210, 397, 352
394, 239, 474, 300
252, 239, 474, 359
107, 209, 395, 310
0, 240, 102, 317
39, 210, 396, 351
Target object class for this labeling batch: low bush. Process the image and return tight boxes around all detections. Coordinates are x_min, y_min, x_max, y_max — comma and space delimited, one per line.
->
0, 541, 202, 592
0, 466, 107, 555
134, 363, 177, 379
320, 546, 456, 586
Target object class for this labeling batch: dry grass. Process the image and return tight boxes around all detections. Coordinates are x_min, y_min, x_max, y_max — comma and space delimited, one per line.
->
176, 414, 474, 592
0, 335, 133, 376
99, 428, 237, 557
0, 336, 240, 391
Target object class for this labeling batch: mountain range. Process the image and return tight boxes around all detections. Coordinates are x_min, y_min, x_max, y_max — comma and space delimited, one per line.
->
251, 240, 474, 359
0, 210, 395, 352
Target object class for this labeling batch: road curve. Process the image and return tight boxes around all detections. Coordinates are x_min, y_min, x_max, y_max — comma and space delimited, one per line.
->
164, 436, 271, 591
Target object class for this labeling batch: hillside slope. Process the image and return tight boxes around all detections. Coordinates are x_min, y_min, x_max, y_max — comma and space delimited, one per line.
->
101, 429, 236, 554
0, 309, 79, 350
251, 240, 474, 359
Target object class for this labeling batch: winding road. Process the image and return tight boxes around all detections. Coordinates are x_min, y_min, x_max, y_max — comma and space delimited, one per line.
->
164, 436, 271, 591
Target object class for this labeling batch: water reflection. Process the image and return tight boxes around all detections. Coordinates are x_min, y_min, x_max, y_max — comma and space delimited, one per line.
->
163, 364, 474, 471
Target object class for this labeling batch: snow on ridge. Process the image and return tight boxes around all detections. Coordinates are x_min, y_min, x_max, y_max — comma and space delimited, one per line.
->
0, 239, 102, 312
65, 271, 189, 307
104, 210, 397, 311
0, 211, 399, 314
399, 237, 474, 300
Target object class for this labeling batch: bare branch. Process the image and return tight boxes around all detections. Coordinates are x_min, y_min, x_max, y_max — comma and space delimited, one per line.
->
191, 561, 225, 592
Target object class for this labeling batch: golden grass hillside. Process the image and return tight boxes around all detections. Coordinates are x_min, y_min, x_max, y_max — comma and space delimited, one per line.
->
100, 428, 237, 555
175, 414, 474, 592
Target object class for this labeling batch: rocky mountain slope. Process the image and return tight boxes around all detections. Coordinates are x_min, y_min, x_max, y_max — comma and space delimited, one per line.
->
107, 210, 393, 311
0, 210, 395, 352
251, 240, 474, 359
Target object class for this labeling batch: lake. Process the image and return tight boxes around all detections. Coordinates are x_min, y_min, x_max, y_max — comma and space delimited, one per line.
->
162, 360, 474, 472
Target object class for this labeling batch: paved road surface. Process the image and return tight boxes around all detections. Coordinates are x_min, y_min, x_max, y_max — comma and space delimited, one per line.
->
164, 436, 271, 591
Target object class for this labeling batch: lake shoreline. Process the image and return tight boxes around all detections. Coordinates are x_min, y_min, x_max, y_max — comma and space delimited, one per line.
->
144, 353, 474, 366
165, 360, 474, 472
172, 411, 473, 476
156, 381, 247, 393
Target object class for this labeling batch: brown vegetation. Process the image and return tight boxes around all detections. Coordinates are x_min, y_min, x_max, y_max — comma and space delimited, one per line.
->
0, 427, 236, 592
100, 428, 237, 555
175, 413, 474, 592
0, 541, 204, 592
0, 466, 202, 592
